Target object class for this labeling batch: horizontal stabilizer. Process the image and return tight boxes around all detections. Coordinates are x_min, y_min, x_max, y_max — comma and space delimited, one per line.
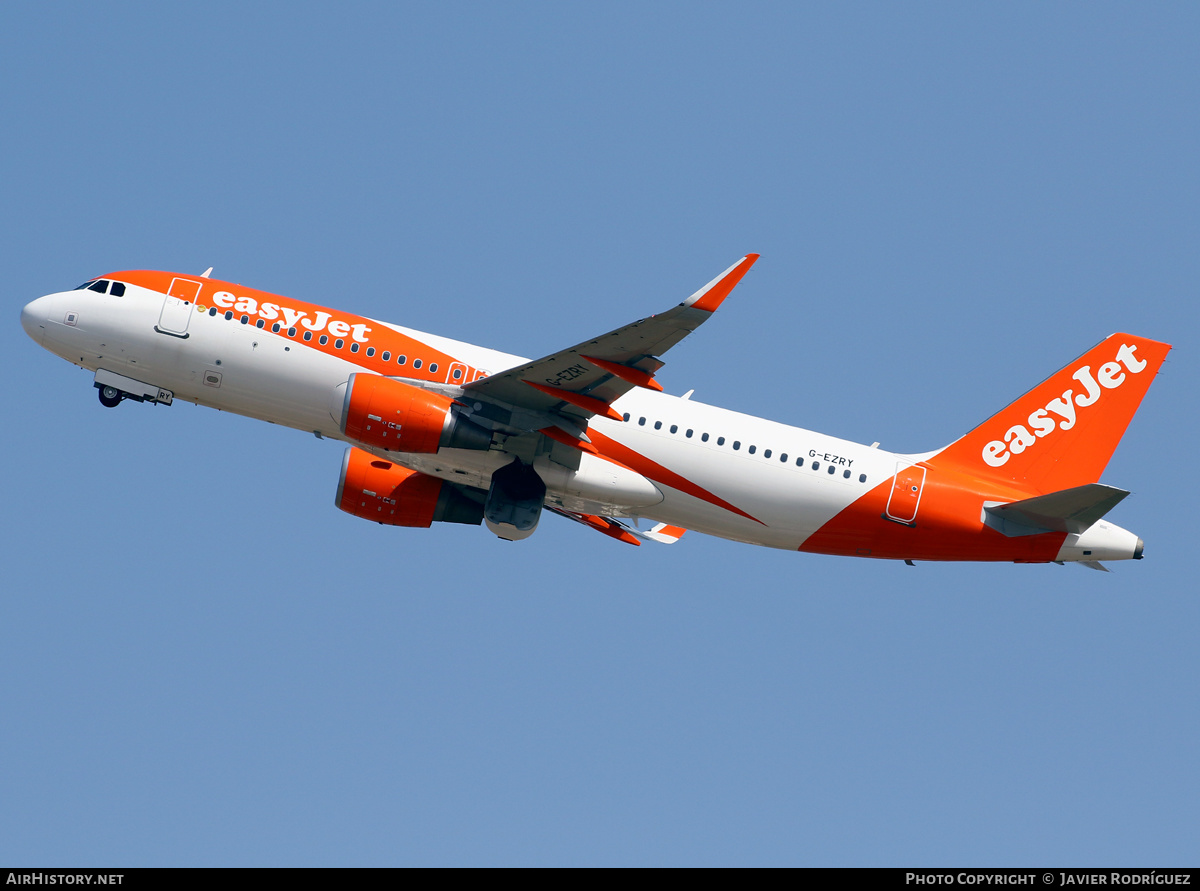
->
983, 483, 1129, 537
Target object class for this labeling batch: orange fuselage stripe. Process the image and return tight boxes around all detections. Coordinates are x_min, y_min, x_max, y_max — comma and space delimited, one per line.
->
587, 429, 764, 525
111, 270, 479, 386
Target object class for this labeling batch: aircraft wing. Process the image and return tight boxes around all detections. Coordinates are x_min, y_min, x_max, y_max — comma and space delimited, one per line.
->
546, 506, 688, 547
460, 255, 758, 435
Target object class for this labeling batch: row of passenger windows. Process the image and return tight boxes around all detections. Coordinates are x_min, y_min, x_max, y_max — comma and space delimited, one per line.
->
203, 306, 465, 379
75, 279, 126, 296
622, 412, 869, 483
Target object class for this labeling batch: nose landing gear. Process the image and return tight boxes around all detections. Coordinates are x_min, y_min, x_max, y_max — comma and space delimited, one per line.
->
98, 385, 123, 408
92, 369, 174, 407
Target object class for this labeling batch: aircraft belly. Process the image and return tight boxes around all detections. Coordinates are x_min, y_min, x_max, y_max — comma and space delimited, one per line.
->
537, 454, 663, 511
118, 309, 357, 435
398, 449, 664, 516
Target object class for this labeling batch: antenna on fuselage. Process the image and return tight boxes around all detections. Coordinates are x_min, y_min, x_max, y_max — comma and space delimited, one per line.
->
200, 267, 213, 278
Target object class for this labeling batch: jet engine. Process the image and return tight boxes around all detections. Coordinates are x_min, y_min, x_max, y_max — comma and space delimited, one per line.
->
335, 447, 484, 527
339, 373, 492, 453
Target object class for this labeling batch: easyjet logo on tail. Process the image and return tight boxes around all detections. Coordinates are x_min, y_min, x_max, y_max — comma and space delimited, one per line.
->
982, 343, 1147, 468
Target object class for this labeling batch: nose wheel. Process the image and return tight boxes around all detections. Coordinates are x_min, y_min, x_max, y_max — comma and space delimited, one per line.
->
98, 385, 123, 408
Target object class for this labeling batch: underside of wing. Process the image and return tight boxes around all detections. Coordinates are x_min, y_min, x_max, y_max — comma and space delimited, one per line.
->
547, 506, 688, 546
458, 255, 759, 438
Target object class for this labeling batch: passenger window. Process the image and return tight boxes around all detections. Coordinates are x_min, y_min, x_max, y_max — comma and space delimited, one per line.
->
335, 339, 344, 349
654, 421, 662, 430
827, 465, 836, 474
88, 280, 108, 293
271, 322, 281, 332
382, 351, 391, 361
240, 315, 249, 324
638, 417, 646, 426
304, 331, 312, 341
453, 368, 461, 379
225, 311, 233, 320
256, 319, 265, 329
398, 355, 407, 365
686, 429, 693, 438
413, 359, 422, 369
429, 363, 438, 373
319, 334, 328, 345
670, 425, 677, 434
780, 453, 787, 462
763, 449, 771, 458
366, 347, 375, 357
843, 469, 851, 479
288, 327, 297, 337
701, 433, 709, 442
717, 437, 725, 446
796, 457, 803, 466
733, 441, 740, 450
811, 461, 819, 471
209, 308, 217, 316
351, 343, 359, 353
859, 474, 867, 483
110, 282, 126, 297
623, 413, 630, 421
748, 445, 756, 454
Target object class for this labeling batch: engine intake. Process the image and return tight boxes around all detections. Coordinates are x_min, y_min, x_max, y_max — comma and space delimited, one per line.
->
335, 447, 484, 527
340, 373, 491, 453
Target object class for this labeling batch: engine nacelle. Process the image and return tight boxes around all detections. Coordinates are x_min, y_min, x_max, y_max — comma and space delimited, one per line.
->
335, 447, 484, 527
339, 373, 492, 453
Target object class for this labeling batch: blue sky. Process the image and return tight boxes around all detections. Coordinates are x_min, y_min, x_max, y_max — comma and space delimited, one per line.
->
2, 2, 1197, 866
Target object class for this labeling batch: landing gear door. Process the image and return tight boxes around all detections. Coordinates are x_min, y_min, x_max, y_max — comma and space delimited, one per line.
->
156, 277, 201, 338
885, 462, 927, 525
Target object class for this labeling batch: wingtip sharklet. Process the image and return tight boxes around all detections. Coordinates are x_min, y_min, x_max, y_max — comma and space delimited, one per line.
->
643, 523, 687, 544
684, 254, 760, 313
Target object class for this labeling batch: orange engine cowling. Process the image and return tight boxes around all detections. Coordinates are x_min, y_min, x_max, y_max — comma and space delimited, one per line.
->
339, 373, 492, 453
335, 447, 484, 527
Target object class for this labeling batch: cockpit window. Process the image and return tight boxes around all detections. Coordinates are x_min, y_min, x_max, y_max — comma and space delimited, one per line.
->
110, 281, 126, 297
87, 280, 110, 293
74, 280, 97, 290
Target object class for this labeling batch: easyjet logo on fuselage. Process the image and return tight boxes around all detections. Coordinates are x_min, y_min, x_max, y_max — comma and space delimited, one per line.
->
210, 291, 372, 343
981, 342, 1147, 468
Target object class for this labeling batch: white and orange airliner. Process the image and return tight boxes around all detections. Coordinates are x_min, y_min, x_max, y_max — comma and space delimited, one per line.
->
20, 256, 1170, 567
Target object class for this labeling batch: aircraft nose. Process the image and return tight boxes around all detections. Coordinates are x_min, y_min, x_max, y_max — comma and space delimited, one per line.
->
21, 295, 52, 345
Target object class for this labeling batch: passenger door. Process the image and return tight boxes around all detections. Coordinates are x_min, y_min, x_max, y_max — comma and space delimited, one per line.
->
155, 277, 201, 338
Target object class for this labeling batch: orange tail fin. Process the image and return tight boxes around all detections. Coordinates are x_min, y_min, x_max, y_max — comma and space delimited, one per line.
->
932, 333, 1171, 493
